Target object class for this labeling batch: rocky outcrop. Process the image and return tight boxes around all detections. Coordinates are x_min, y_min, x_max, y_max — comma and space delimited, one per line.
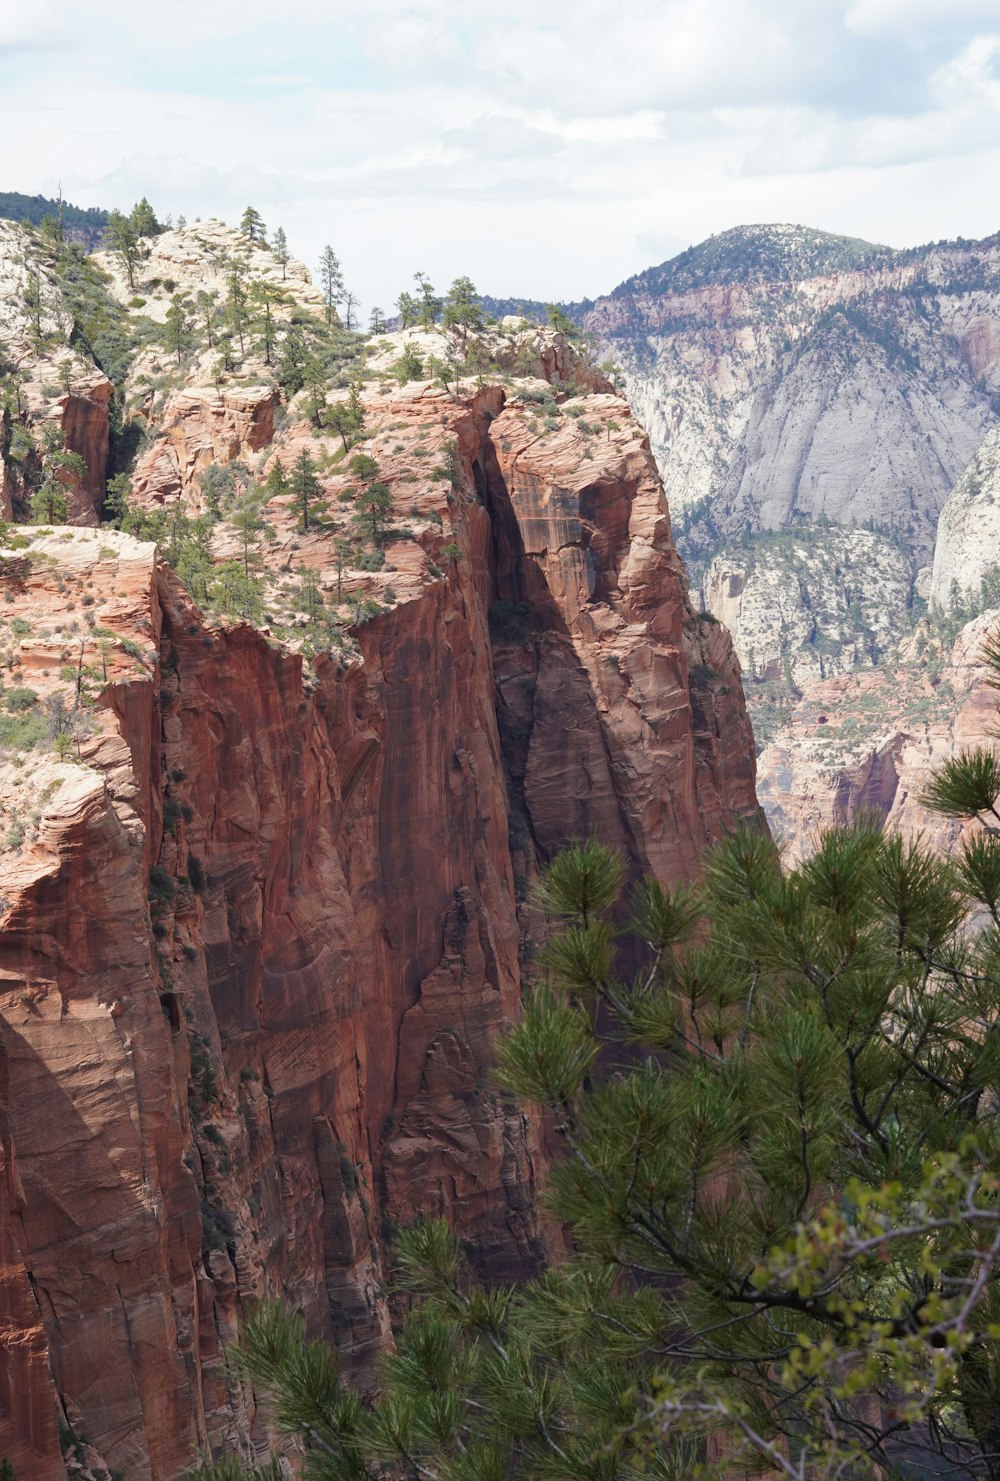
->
705, 526, 915, 688
755, 612, 999, 862
929, 423, 1000, 609
130, 386, 278, 505
0, 223, 114, 525
94, 219, 326, 325
0, 357, 759, 1478
711, 308, 990, 564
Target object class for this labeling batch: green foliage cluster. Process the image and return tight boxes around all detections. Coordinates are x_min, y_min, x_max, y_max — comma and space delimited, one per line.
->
0, 189, 108, 235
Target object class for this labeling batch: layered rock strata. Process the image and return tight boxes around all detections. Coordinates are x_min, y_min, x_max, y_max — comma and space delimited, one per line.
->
0, 366, 758, 1478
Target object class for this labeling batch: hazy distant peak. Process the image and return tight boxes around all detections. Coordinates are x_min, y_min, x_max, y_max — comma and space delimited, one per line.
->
613, 222, 896, 298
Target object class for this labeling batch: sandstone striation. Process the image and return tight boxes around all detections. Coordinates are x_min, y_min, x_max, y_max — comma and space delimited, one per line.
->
0, 322, 759, 1478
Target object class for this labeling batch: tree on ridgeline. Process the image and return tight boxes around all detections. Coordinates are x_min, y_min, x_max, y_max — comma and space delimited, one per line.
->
396, 289, 417, 328
443, 274, 484, 350
368, 305, 386, 335
342, 288, 360, 332
414, 270, 441, 328
318, 244, 345, 327
240, 206, 267, 245
106, 210, 142, 289
272, 226, 289, 279
128, 196, 161, 237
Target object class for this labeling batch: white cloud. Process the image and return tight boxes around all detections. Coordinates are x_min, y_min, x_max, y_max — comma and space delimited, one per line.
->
2, 0, 1000, 310
844, 0, 1000, 38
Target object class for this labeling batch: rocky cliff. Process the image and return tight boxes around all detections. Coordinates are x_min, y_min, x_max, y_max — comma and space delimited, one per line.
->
929, 422, 1000, 610
755, 612, 998, 862
567, 223, 1000, 752
0, 222, 759, 1479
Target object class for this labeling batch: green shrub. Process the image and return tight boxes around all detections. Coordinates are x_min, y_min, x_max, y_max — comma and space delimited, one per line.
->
4, 686, 37, 712
0, 712, 47, 750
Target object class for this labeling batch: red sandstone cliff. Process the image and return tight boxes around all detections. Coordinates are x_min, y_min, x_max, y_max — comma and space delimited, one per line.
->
0, 358, 758, 1476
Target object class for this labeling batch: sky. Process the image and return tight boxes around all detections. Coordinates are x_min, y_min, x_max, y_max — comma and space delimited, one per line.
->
2, 0, 1000, 315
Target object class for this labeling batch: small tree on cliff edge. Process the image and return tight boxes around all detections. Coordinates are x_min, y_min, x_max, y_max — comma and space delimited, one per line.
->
211, 669, 1000, 1481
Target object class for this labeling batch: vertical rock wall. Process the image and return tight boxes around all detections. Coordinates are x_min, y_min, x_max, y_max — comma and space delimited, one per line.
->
0, 382, 759, 1478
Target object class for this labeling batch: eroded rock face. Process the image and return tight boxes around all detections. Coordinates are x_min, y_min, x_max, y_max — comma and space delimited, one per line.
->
585, 226, 1000, 553
0, 370, 759, 1476
705, 527, 915, 689
130, 386, 278, 505
755, 612, 999, 862
930, 423, 1000, 609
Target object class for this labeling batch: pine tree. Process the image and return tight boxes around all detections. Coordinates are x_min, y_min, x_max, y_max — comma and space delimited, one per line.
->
349, 453, 392, 546
30, 477, 68, 524
262, 459, 287, 501
247, 280, 288, 365
22, 265, 43, 338
129, 196, 161, 237
368, 306, 387, 335
225, 260, 249, 358
396, 290, 417, 329
276, 326, 310, 396
327, 383, 365, 453
105, 211, 141, 288
212, 775, 1000, 1480
414, 271, 441, 328
272, 226, 289, 279
195, 289, 219, 350
164, 301, 190, 365
240, 206, 267, 245
211, 560, 263, 621
318, 245, 345, 327
289, 449, 324, 532
333, 534, 355, 601
443, 275, 484, 349
229, 501, 269, 577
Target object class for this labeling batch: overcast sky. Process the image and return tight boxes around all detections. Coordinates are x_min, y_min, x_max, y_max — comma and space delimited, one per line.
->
3, 0, 1000, 314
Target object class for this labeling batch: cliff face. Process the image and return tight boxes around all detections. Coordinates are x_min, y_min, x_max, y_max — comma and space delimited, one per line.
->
705, 527, 914, 686
755, 612, 998, 862
930, 422, 1000, 609
572, 224, 1000, 760
0, 342, 759, 1477
585, 226, 1000, 548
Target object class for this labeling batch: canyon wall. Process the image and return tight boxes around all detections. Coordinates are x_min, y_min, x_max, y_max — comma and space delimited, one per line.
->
0, 312, 759, 1477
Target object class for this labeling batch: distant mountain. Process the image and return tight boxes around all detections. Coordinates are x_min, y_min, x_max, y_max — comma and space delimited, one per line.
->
476, 293, 591, 325
610, 223, 902, 299
0, 190, 108, 249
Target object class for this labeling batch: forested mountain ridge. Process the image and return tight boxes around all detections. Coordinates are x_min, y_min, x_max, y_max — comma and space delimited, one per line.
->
0, 190, 109, 249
